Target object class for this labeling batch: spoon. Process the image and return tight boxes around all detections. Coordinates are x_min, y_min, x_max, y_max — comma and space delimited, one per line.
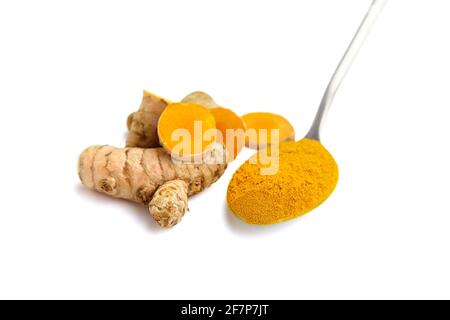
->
227, 0, 388, 225
306, 0, 387, 140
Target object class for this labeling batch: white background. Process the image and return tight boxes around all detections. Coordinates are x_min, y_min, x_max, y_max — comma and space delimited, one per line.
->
1, 0, 449, 300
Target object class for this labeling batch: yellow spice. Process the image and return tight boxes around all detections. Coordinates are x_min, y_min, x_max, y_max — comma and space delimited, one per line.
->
227, 139, 339, 225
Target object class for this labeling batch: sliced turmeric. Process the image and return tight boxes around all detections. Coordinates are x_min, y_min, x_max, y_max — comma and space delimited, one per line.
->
78, 143, 227, 227
210, 107, 246, 160
158, 102, 217, 160
126, 90, 172, 148
242, 112, 295, 149
182, 92, 246, 160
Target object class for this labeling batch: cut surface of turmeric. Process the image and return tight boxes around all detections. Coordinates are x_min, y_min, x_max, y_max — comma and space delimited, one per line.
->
210, 108, 246, 160
242, 112, 295, 149
158, 102, 217, 159
227, 139, 338, 225
182, 92, 246, 160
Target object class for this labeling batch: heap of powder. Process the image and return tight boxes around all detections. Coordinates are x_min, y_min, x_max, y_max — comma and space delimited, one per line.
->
227, 139, 339, 225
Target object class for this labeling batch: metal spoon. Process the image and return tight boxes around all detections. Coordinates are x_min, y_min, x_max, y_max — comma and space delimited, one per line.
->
306, 0, 387, 140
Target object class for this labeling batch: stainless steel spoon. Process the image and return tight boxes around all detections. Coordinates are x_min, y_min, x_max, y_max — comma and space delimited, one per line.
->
306, 0, 387, 141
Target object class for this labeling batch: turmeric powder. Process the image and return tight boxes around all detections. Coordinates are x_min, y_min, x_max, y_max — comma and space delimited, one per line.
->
227, 139, 338, 225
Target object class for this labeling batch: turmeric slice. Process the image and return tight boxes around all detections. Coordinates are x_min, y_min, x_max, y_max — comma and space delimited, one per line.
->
211, 108, 246, 160
242, 112, 295, 149
126, 90, 172, 148
182, 92, 246, 160
158, 102, 217, 160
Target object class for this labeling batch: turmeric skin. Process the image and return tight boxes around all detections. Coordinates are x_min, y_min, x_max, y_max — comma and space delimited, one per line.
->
126, 90, 172, 148
227, 139, 338, 225
149, 180, 189, 228
182, 91, 218, 109
79, 144, 227, 227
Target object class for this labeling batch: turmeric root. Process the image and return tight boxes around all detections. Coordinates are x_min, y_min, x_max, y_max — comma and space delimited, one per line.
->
242, 112, 295, 149
182, 92, 246, 160
157, 102, 217, 160
149, 180, 188, 227
78, 143, 227, 227
182, 91, 218, 109
126, 90, 171, 148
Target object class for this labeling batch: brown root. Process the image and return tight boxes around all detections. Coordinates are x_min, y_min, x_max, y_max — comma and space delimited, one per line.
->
126, 90, 171, 148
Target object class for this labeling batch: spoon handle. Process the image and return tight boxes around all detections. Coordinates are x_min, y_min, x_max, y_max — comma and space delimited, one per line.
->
306, 0, 387, 141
